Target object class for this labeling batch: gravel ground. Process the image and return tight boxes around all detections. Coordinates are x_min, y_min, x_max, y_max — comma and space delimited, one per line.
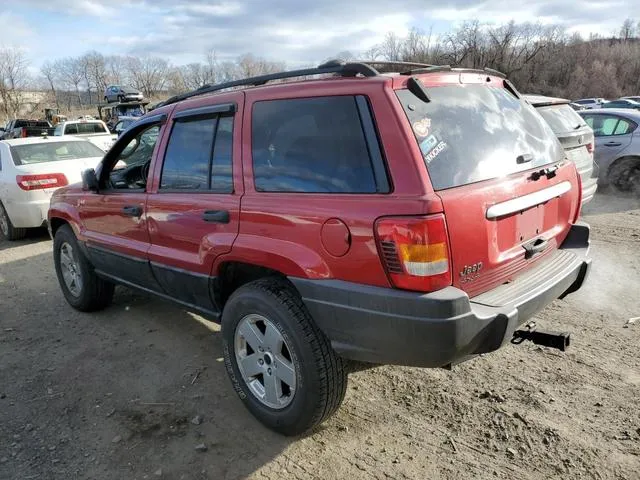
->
0, 191, 639, 480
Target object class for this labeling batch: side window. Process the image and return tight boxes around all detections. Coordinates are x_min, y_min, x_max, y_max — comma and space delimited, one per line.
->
613, 119, 634, 135
251, 96, 384, 193
211, 116, 233, 193
161, 118, 215, 190
160, 113, 234, 192
65, 124, 78, 135
108, 124, 160, 189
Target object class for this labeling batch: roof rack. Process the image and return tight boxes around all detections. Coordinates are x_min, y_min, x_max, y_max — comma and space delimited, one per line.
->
152, 60, 508, 109
155, 60, 379, 108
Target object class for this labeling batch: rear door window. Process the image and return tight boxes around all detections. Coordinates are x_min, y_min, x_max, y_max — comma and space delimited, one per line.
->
396, 85, 563, 190
251, 96, 388, 193
535, 105, 586, 133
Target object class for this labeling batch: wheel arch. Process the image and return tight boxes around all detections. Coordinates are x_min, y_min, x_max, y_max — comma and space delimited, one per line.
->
213, 260, 299, 310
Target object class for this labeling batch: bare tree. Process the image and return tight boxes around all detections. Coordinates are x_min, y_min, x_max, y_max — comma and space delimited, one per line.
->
379, 32, 402, 61
40, 60, 59, 109
125, 56, 169, 97
0, 47, 31, 118
619, 18, 636, 41
57, 57, 84, 108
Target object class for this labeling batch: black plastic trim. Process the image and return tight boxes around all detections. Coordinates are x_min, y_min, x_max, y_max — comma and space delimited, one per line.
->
355, 95, 391, 194
95, 269, 221, 321
150, 262, 217, 311
86, 244, 160, 291
174, 103, 236, 121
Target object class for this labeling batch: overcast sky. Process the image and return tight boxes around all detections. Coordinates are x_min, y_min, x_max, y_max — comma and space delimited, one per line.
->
0, 0, 632, 67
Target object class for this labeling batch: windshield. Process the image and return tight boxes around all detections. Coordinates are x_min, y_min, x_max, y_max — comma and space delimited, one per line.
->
118, 105, 144, 117
10, 141, 105, 165
536, 104, 587, 134
397, 85, 562, 190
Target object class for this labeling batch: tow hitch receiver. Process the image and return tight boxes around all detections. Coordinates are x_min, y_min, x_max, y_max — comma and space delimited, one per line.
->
511, 322, 571, 352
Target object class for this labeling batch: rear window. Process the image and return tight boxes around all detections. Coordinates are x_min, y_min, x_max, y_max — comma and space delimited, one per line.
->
397, 85, 563, 190
69, 122, 108, 134
536, 104, 586, 134
10, 141, 104, 165
252, 96, 387, 193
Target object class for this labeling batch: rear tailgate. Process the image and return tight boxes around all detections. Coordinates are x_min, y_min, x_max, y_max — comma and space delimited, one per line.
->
437, 165, 579, 297
395, 73, 581, 298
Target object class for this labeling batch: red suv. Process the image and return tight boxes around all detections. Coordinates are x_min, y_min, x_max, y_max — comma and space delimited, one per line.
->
48, 61, 591, 435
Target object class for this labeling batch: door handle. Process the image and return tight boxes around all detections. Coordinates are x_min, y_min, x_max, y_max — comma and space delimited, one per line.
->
122, 205, 142, 217
523, 238, 548, 259
604, 142, 622, 147
202, 210, 230, 223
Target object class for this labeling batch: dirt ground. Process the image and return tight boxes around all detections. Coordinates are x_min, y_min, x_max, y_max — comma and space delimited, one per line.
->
0, 191, 639, 480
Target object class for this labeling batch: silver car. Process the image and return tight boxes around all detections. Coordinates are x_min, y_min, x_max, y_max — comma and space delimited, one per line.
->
525, 94, 597, 203
578, 108, 640, 192
103, 85, 144, 104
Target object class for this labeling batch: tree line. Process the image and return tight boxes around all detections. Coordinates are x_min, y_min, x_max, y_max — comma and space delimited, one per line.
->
0, 18, 638, 120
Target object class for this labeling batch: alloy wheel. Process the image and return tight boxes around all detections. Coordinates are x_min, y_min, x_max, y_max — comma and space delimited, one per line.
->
234, 314, 296, 409
59, 242, 83, 297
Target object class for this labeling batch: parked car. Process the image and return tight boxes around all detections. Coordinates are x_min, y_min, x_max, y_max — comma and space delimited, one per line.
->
570, 102, 587, 111
49, 61, 590, 435
620, 96, 640, 103
1, 119, 55, 140
601, 99, 640, 110
103, 85, 144, 103
53, 119, 117, 152
524, 94, 597, 203
112, 116, 138, 136
0, 137, 106, 240
573, 98, 608, 109
98, 102, 148, 132
578, 108, 640, 192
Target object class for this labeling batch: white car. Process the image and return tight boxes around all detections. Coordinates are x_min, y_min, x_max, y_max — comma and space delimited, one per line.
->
53, 119, 117, 152
0, 137, 105, 240
573, 98, 608, 109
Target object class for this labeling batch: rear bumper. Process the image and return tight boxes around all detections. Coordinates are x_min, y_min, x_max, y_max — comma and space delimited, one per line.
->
290, 222, 591, 368
581, 178, 598, 204
3, 197, 49, 229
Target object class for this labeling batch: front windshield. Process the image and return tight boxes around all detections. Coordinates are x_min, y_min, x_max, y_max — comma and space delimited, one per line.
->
10, 141, 105, 165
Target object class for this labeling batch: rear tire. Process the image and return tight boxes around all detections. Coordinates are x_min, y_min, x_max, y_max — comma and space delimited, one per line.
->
222, 278, 347, 436
53, 225, 114, 312
0, 201, 26, 241
609, 157, 640, 193
117, 95, 124, 103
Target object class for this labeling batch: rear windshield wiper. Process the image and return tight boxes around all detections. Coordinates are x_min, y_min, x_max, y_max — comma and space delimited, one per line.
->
574, 124, 586, 130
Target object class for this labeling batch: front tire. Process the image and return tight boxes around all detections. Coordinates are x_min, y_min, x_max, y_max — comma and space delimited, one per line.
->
53, 225, 114, 312
222, 278, 347, 436
0, 201, 26, 241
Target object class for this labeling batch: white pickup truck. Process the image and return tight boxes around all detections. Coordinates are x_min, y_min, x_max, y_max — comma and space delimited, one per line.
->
53, 119, 117, 152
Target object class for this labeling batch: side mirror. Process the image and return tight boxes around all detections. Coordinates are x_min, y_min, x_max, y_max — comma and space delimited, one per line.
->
82, 168, 99, 192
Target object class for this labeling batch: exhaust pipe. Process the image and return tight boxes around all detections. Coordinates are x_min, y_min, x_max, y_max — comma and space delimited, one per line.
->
512, 324, 571, 352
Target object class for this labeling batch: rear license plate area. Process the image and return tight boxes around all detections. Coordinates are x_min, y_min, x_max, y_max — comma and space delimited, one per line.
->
516, 204, 544, 243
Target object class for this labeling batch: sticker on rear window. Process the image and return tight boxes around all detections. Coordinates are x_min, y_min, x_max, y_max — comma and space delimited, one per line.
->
412, 118, 431, 137
424, 141, 448, 164
419, 134, 438, 155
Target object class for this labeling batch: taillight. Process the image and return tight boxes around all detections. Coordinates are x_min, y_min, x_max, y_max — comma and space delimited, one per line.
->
574, 170, 583, 221
16, 173, 68, 191
375, 214, 452, 292
586, 142, 593, 154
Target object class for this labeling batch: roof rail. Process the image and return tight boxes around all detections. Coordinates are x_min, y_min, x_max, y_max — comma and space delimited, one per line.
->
155, 60, 379, 108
